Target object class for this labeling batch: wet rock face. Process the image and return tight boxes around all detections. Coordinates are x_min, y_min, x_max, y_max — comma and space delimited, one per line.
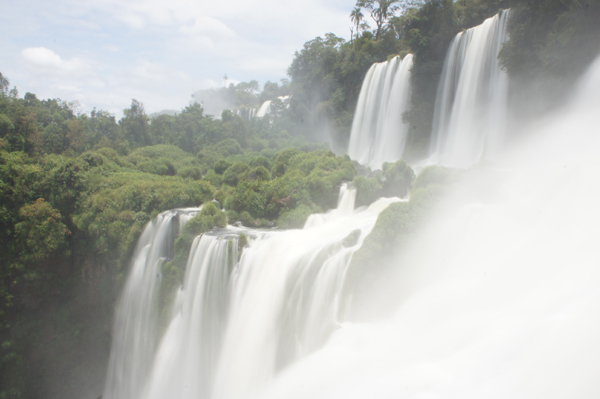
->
342, 229, 361, 247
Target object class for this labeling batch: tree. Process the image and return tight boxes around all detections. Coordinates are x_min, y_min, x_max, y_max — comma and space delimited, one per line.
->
350, 7, 365, 45
356, 0, 400, 40
121, 99, 150, 147
15, 198, 69, 265
0, 72, 9, 95
42, 123, 66, 154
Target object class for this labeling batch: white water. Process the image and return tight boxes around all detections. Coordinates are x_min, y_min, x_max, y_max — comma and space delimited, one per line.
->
256, 101, 271, 118
236, 108, 257, 120
256, 96, 291, 118
103, 208, 199, 399
104, 28, 600, 399
429, 11, 510, 168
348, 54, 413, 169
255, 54, 600, 398
104, 184, 400, 399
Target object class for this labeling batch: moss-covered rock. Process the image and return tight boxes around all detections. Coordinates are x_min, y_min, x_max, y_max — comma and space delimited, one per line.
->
277, 204, 312, 229
342, 229, 361, 247
353, 176, 383, 207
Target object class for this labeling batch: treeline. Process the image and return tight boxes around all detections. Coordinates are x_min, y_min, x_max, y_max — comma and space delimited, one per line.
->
0, 82, 358, 398
1, 0, 599, 397
0, 72, 420, 397
284, 0, 600, 156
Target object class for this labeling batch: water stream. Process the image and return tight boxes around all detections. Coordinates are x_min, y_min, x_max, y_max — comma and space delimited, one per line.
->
348, 54, 413, 169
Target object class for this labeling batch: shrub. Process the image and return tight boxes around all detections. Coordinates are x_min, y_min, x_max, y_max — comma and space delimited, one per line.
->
249, 155, 272, 170
203, 170, 222, 187
272, 148, 302, 177
277, 204, 312, 229
178, 166, 203, 180
381, 159, 415, 197
15, 198, 69, 264
353, 176, 383, 207
222, 162, 250, 186
248, 166, 271, 181
214, 159, 232, 175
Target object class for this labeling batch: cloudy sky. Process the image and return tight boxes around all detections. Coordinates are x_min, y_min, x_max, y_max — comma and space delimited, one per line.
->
1, 0, 357, 117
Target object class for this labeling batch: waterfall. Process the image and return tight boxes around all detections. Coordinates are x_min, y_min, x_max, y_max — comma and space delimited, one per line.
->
253, 54, 600, 399
256, 96, 291, 118
104, 183, 399, 399
236, 108, 257, 120
256, 100, 272, 118
348, 54, 413, 169
103, 208, 199, 399
429, 10, 510, 168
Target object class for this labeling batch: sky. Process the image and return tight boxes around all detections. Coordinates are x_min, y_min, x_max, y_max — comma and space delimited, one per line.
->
0, 0, 358, 117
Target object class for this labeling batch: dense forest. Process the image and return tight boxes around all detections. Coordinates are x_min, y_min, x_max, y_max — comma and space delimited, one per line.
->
1, 0, 599, 397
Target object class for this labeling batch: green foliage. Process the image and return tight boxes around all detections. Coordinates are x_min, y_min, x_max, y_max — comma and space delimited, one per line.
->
172, 203, 227, 270
352, 159, 414, 206
204, 169, 223, 187
214, 159, 232, 175
120, 99, 150, 148
178, 166, 203, 180
353, 175, 383, 207
381, 159, 415, 197
497, 0, 600, 111
0, 114, 15, 138
287, 32, 397, 148
15, 198, 69, 265
412, 164, 454, 189
395, 0, 509, 158
500, 0, 600, 78
221, 149, 355, 224
222, 162, 250, 186
277, 204, 312, 229
249, 155, 272, 170
186, 202, 227, 234
74, 171, 214, 267
347, 165, 453, 296
248, 166, 271, 181
0, 0, 593, 394
272, 148, 302, 178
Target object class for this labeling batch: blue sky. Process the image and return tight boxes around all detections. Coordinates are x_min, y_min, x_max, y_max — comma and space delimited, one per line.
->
1, 0, 357, 117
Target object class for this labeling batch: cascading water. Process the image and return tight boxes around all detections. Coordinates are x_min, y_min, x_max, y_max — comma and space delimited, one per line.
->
236, 108, 257, 120
256, 100, 272, 118
253, 54, 600, 399
103, 208, 199, 399
256, 96, 291, 118
103, 20, 600, 397
429, 10, 510, 168
348, 54, 413, 169
104, 184, 400, 399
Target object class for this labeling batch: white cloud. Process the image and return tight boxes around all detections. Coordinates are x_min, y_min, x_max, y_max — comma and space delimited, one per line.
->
57, 85, 81, 92
239, 56, 291, 73
103, 44, 121, 52
197, 79, 221, 90
183, 35, 215, 50
5, 0, 359, 117
21, 47, 86, 74
179, 16, 236, 39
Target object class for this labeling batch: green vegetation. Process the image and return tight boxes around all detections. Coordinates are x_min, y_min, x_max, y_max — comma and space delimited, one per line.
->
352, 159, 415, 206
0, 78, 356, 398
498, 0, 600, 112
346, 165, 457, 295
1, 0, 599, 397
286, 0, 512, 156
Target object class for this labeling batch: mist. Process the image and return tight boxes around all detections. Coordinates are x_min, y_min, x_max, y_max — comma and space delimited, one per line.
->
3, 2, 600, 399
254, 51, 600, 399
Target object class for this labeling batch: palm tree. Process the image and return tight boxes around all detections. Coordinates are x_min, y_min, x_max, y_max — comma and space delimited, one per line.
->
350, 7, 364, 47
